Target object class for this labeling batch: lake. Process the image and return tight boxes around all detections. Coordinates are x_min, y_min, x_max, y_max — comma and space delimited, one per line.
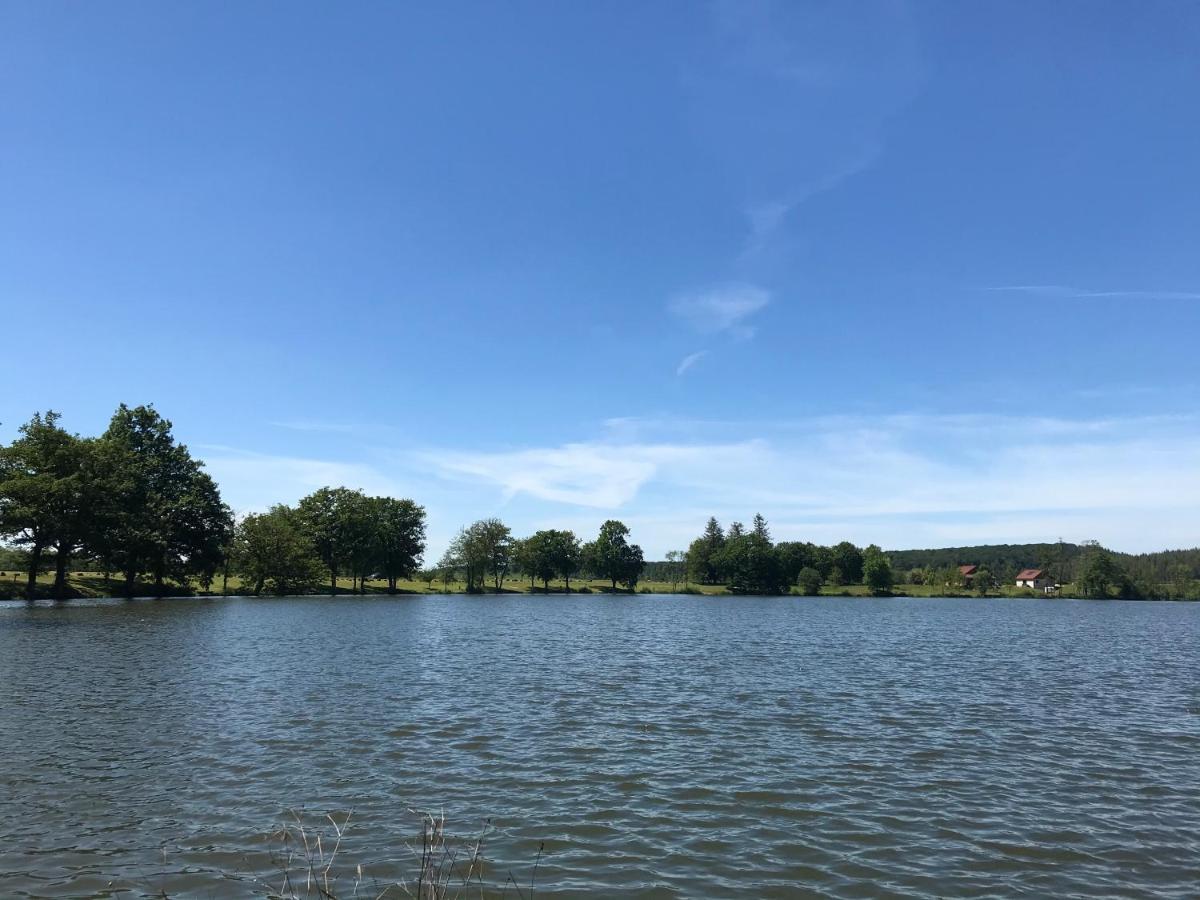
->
1, 595, 1198, 898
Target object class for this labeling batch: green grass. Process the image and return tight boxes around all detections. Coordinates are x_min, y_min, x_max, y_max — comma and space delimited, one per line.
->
0, 570, 1073, 600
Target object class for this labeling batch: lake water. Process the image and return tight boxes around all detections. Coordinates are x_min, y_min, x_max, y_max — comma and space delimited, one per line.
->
1, 595, 1198, 898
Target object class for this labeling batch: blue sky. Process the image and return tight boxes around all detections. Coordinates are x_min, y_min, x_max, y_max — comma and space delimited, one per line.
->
3, 1, 1199, 556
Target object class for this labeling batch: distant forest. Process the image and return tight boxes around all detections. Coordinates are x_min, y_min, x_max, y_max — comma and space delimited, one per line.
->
880, 542, 1200, 587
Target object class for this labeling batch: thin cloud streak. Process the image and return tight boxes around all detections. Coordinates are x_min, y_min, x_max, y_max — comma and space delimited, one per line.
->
988, 285, 1200, 301
676, 350, 708, 376
669, 284, 771, 338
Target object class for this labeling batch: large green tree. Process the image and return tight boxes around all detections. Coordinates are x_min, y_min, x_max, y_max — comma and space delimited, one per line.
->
369, 496, 427, 593
446, 519, 511, 592
831, 541, 864, 585
687, 517, 725, 584
863, 545, 894, 595
296, 486, 369, 594
583, 520, 645, 591
234, 506, 324, 596
715, 531, 785, 594
94, 405, 232, 597
0, 411, 91, 598
519, 530, 562, 591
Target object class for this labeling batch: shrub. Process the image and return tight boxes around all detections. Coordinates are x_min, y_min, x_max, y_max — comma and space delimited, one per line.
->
796, 566, 822, 596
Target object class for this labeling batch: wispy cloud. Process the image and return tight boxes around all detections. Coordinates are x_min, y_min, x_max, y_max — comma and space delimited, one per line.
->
416, 413, 1200, 555
669, 284, 770, 339
675, 350, 708, 376
743, 141, 882, 255
196, 445, 408, 515
988, 285, 1200, 301
196, 413, 1200, 558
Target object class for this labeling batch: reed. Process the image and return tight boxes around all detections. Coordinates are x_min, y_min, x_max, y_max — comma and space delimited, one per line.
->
265, 809, 542, 900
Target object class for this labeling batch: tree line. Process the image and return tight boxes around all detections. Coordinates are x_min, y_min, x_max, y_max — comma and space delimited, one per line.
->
2, 407, 1194, 600
682, 514, 896, 595
0, 407, 433, 598
436, 518, 645, 593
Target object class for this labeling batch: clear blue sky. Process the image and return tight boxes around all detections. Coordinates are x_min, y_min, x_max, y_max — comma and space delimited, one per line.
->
3, 1, 1199, 556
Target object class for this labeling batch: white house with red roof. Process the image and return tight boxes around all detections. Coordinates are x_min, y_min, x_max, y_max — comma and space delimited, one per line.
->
1015, 568, 1054, 590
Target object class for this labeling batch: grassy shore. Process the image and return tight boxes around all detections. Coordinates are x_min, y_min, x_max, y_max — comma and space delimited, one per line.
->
1, 570, 1067, 600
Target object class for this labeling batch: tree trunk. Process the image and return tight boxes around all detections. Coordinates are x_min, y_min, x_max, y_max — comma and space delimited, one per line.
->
222, 565, 229, 597
543, 577, 550, 591
565, 573, 571, 592
611, 576, 617, 591
330, 569, 337, 596
25, 541, 42, 600
124, 569, 136, 598
388, 576, 397, 595
53, 548, 70, 600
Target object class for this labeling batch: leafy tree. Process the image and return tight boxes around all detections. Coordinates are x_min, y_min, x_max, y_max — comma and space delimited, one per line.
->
776, 541, 816, 586
369, 496, 426, 594
727, 521, 745, 540
716, 531, 785, 594
552, 529, 582, 590
415, 568, 438, 591
664, 549, 688, 590
687, 517, 725, 584
832, 541, 864, 584
436, 547, 459, 590
583, 520, 644, 591
1078, 541, 1128, 599
863, 545, 893, 595
0, 411, 91, 598
297, 486, 368, 594
811, 545, 835, 580
796, 566, 823, 596
975, 566, 993, 596
234, 506, 323, 595
519, 530, 559, 590
94, 405, 232, 597
517, 529, 579, 591
511, 537, 537, 589
445, 519, 511, 592
477, 518, 513, 591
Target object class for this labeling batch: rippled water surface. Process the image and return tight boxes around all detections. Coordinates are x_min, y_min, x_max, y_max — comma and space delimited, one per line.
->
2, 595, 1199, 898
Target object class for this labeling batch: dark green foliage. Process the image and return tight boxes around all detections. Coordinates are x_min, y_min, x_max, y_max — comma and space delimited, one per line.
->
294, 487, 427, 595
1078, 542, 1127, 599
796, 566, 823, 595
234, 506, 324, 595
686, 517, 725, 584
776, 541, 817, 585
368, 496, 427, 593
0, 411, 93, 598
715, 528, 785, 594
582, 520, 645, 590
95, 405, 233, 597
832, 542, 864, 585
514, 529, 581, 590
296, 486, 369, 594
863, 545, 893, 595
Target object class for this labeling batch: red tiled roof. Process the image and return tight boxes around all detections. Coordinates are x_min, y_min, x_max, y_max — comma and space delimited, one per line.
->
958, 565, 978, 576
1016, 568, 1044, 581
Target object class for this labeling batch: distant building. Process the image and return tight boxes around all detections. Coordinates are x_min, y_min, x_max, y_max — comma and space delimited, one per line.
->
1016, 568, 1054, 590
958, 564, 978, 580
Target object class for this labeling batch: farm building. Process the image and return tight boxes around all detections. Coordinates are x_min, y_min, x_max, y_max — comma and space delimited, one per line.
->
1015, 568, 1054, 590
